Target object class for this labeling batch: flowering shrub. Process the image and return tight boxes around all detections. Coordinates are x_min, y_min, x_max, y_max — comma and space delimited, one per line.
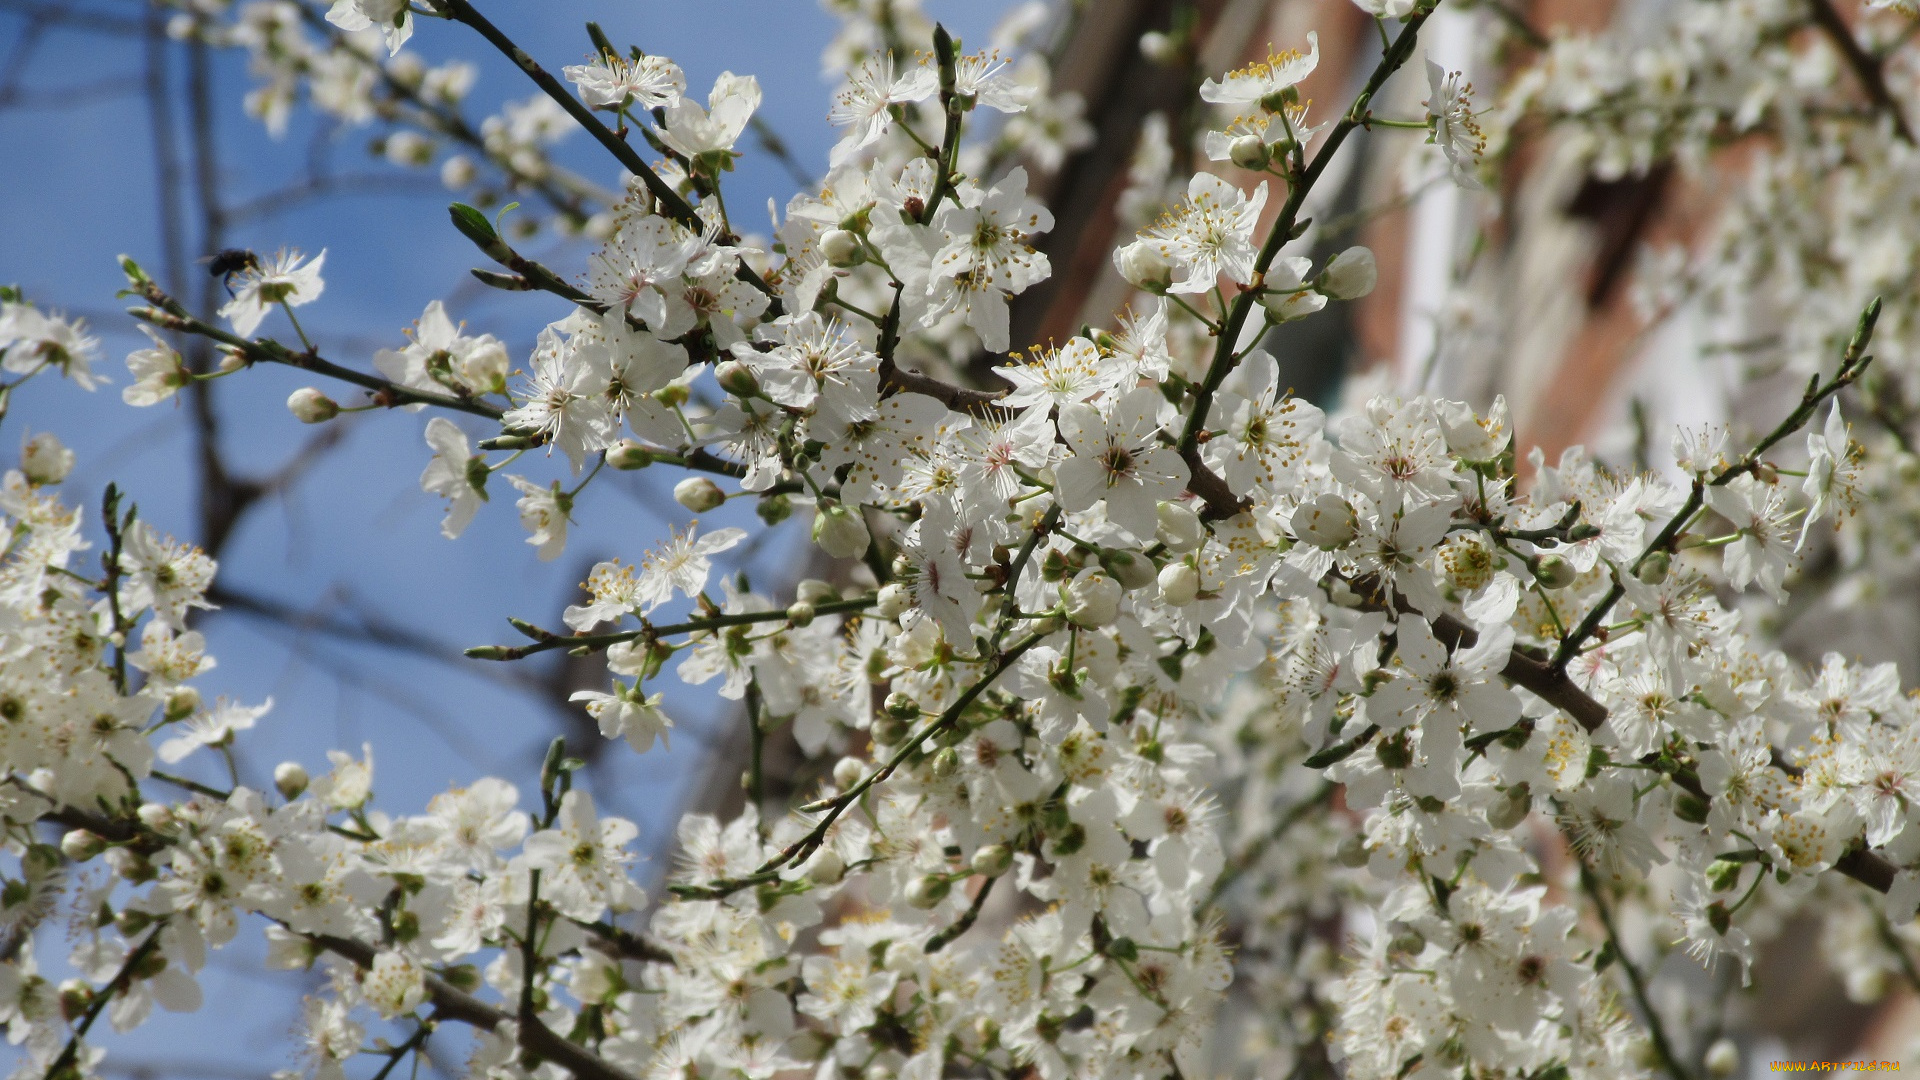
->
8, 1, 1920, 1079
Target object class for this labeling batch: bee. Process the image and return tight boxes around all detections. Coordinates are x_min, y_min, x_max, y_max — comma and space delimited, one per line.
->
205, 248, 260, 297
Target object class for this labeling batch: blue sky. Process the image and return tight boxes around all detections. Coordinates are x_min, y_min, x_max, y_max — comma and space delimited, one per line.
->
0, 1, 1014, 1073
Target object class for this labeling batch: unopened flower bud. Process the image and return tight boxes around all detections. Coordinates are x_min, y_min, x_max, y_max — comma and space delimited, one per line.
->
1105, 936, 1139, 962
807, 849, 845, 885
673, 476, 726, 513
1706, 899, 1732, 936
1228, 133, 1269, 170
218, 352, 246, 374
812, 501, 871, 559
818, 228, 863, 267
1115, 241, 1173, 293
884, 691, 921, 721
795, 579, 837, 605
1673, 791, 1711, 825
21, 432, 73, 485
440, 154, 477, 189
1065, 570, 1123, 628
713, 359, 760, 398
1486, 783, 1531, 830
1156, 500, 1206, 553
785, 600, 815, 627
136, 803, 174, 831
653, 381, 690, 408
1138, 29, 1179, 64
274, 761, 310, 800
1319, 246, 1378, 300
164, 685, 200, 722
1703, 1039, 1739, 1079
1387, 927, 1427, 956
1099, 548, 1156, 590
905, 873, 951, 909
1636, 551, 1671, 585
930, 746, 960, 778
1706, 859, 1742, 893
607, 439, 654, 470
1292, 494, 1357, 549
756, 493, 792, 524
1533, 555, 1577, 589
1157, 561, 1200, 606
287, 387, 339, 423
60, 829, 105, 862
971, 843, 1014, 877
876, 582, 912, 619
833, 757, 867, 790
1260, 287, 1327, 323
59, 979, 93, 1022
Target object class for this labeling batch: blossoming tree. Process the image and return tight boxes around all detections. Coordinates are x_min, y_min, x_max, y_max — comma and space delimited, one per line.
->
7, 0, 1920, 1078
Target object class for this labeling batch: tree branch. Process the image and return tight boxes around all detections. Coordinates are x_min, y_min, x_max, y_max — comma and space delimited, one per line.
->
1807, 0, 1914, 144
310, 933, 639, 1080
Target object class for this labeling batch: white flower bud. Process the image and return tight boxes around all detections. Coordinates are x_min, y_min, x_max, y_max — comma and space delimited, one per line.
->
785, 600, 815, 627
713, 359, 760, 398
274, 761, 310, 800
904, 874, 951, 909
60, 829, 105, 862
806, 849, 845, 885
21, 432, 73, 485
673, 476, 726, 513
818, 228, 863, 267
812, 501, 871, 559
1138, 29, 1180, 64
59, 979, 93, 1022
1114, 240, 1174, 293
1065, 569, 1123, 628
1435, 398, 1508, 460
1703, 1039, 1738, 1079
1636, 551, 1671, 585
440, 154, 477, 189
876, 582, 912, 619
1534, 555, 1577, 590
164, 685, 200, 722
607, 439, 654, 470
1485, 784, 1531, 830
929, 745, 960, 777
971, 843, 1013, 878
1155, 500, 1206, 553
1157, 561, 1200, 606
218, 352, 246, 374
1227, 134, 1270, 170
1335, 833, 1371, 868
136, 803, 175, 831
1319, 246, 1378, 300
1260, 287, 1327, 323
833, 757, 867, 790
1100, 549, 1157, 591
287, 387, 339, 423
1228, 133, 1274, 170
1292, 494, 1357, 549
795, 579, 837, 605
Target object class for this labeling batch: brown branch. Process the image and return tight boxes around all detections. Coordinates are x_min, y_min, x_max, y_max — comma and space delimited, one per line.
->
310, 934, 639, 1080
876, 357, 1008, 413
1371, 607, 1903, 897
435, 0, 781, 311
1807, 0, 1915, 143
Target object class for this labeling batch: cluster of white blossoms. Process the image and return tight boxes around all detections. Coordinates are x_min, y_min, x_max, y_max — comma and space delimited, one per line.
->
14, 0, 1920, 1079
